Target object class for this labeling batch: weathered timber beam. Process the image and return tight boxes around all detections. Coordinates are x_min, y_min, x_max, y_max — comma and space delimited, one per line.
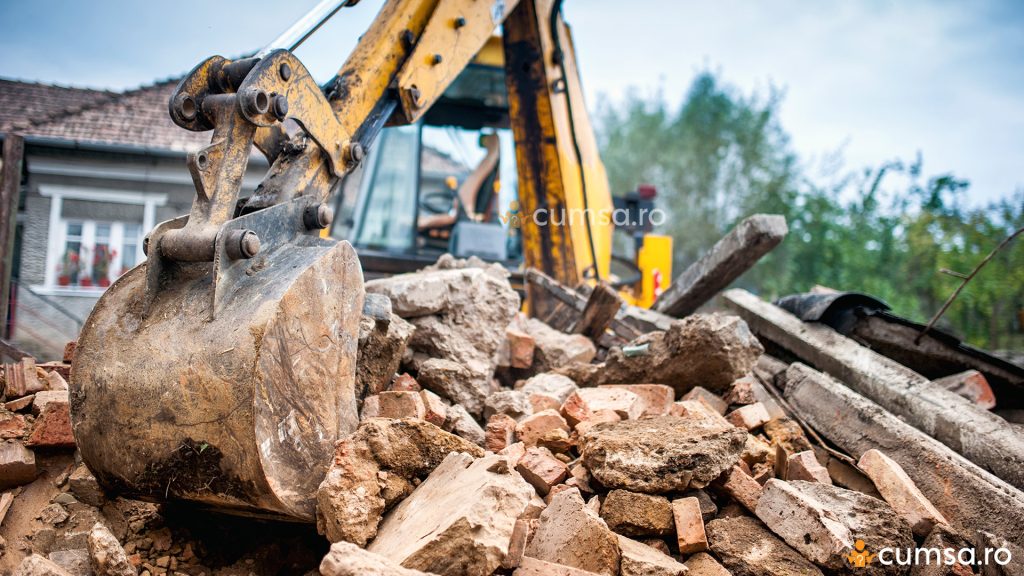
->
782, 362, 1024, 547
722, 288, 1024, 490
653, 214, 787, 317
571, 283, 622, 342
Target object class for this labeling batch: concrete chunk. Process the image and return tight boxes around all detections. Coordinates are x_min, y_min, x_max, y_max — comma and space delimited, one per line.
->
707, 516, 823, 576
581, 416, 746, 493
576, 388, 645, 421
683, 553, 730, 576
599, 385, 675, 417
321, 541, 438, 576
87, 522, 136, 576
755, 479, 913, 575
0, 440, 36, 489
600, 489, 674, 537
524, 488, 621, 576
369, 452, 534, 576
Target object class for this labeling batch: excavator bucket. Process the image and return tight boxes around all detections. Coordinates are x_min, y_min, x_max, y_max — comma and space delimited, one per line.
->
71, 198, 365, 522
68, 62, 367, 520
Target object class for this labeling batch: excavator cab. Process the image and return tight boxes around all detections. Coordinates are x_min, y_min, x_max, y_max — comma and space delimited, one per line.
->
331, 38, 524, 277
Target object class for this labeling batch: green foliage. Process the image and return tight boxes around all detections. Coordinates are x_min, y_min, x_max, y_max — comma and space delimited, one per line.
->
596, 72, 1024, 351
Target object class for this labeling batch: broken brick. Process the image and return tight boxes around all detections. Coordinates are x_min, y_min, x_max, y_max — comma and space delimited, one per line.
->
516, 409, 570, 447
26, 402, 75, 448
672, 496, 708, 554
516, 447, 569, 496
419, 389, 447, 427
725, 402, 770, 430
599, 384, 675, 417
377, 391, 426, 420
576, 388, 644, 420
681, 386, 727, 415
786, 450, 831, 484
0, 440, 36, 489
486, 413, 519, 453
858, 448, 949, 538
714, 465, 762, 513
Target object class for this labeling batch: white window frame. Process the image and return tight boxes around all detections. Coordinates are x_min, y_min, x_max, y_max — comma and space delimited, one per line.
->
33, 185, 167, 297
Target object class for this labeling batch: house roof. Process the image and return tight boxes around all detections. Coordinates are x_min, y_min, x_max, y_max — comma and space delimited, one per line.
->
0, 77, 210, 152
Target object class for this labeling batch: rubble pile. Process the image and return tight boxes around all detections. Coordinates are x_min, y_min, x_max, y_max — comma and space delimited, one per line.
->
2, 257, 1022, 576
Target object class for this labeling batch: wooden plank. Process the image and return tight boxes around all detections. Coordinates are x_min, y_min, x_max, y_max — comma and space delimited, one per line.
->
654, 214, 787, 317
723, 288, 1024, 490
782, 362, 1024, 548
1, 134, 25, 339
571, 283, 622, 341
525, 269, 642, 344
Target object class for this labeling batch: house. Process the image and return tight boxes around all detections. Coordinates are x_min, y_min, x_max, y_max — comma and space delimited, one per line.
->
0, 77, 270, 359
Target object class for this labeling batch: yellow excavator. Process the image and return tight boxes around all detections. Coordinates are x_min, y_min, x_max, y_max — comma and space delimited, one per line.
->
71, 0, 672, 522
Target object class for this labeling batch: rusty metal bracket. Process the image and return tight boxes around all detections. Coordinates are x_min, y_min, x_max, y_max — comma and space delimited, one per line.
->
237, 50, 354, 176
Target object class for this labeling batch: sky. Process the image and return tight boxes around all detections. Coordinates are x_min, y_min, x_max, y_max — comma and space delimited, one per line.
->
1, 0, 1022, 206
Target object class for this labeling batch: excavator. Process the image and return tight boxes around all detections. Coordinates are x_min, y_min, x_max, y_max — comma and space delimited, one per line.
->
70, 0, 672, 522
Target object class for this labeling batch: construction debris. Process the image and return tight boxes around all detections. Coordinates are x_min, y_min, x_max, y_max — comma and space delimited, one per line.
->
3, 256, 1024, 576
653, 214, 788, 317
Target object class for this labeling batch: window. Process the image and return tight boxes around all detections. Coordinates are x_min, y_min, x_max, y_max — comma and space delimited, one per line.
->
54, 220, 144, 289
37, 185, 167, 296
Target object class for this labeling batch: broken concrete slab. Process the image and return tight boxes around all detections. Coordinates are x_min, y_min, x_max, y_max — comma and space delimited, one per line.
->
368, 452, 534, 576
756, 479, 913, 576
857, 449, 948, 538
415, 357, 490, 418
599, 490, 674, 537
706, 515, 824, 576
583, 314, 763, 396
86, 522, 136, 576
0, 440, 36, 489
321, 541, 438, 576
617, 535, 687, 576
580, 416, 746, 493
316, 418, 484, 546
782, 362, 1024, 548
524, 488, 621, 576
653, 214, 788, 317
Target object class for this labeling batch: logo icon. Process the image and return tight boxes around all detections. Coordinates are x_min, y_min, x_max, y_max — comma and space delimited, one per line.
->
847, 540, 876, 568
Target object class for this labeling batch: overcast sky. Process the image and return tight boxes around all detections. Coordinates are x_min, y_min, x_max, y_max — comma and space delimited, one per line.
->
1, 0, 1021, 205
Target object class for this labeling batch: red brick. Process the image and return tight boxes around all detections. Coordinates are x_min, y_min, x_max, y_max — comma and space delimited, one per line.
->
516, 447, 569, 496
786, 450, 831, 484
390, 373, 420, 392
723, 375, 757, 406
419, 389, 447, 426
0, 412, 29, 439
361, 395, 381, 420
529, 393, 562, 414
560, 391, 594, 427
377, 391, 426, 420
576, 388, 643, 420
672, 496, 708, 554
507, 328, 536, 369
716, 465, 762, 513
26, 402, 76, 448
681, 387, 727, 415
486, 413, 519, 452
600, 384, 675, 417
516, 409, 570, 447
725, 402, 771, 430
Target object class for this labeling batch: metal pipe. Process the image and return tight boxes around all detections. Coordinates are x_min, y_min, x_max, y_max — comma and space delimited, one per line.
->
257, 0, 352, 58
